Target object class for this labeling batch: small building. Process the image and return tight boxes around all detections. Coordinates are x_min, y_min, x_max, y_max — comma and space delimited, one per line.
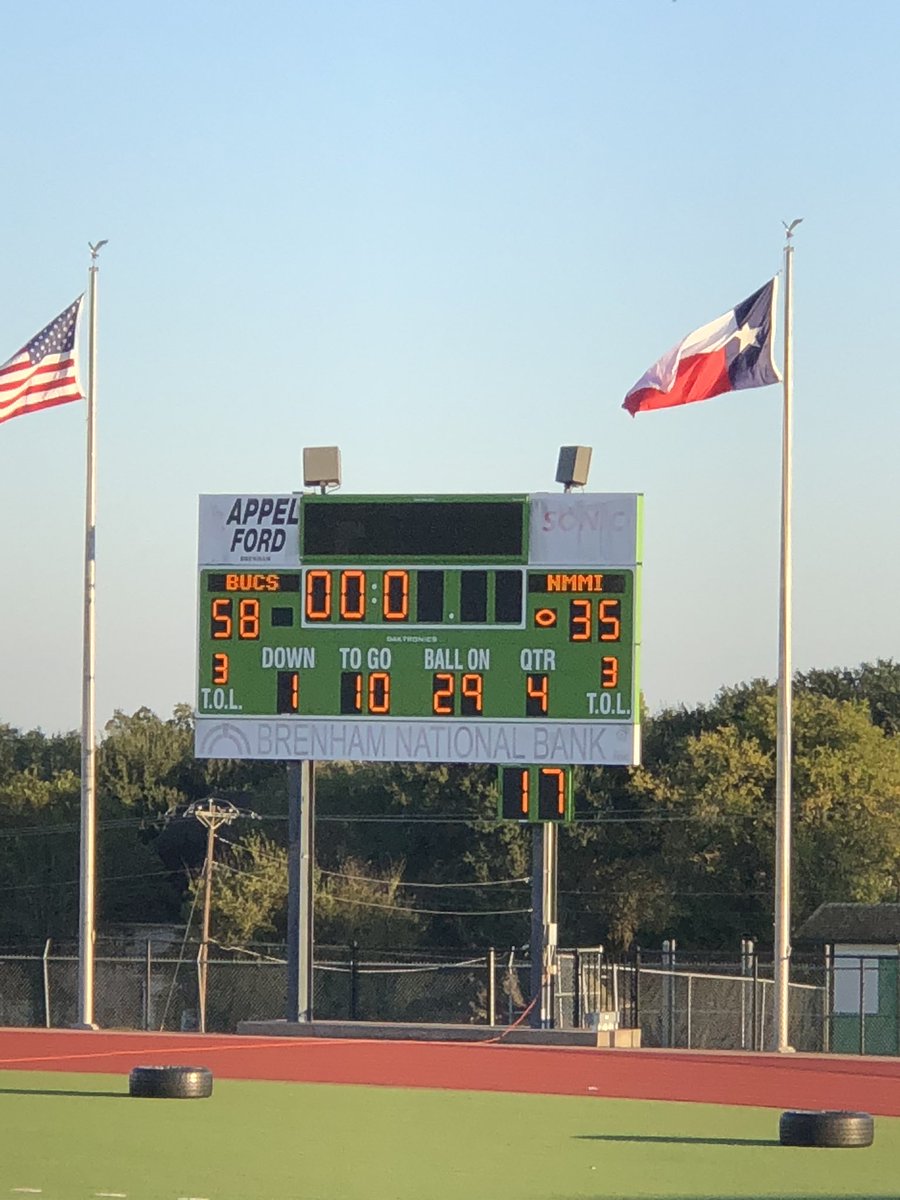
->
794, 903, 900, 1055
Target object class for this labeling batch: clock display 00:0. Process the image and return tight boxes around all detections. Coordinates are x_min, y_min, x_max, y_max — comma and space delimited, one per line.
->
197, 564, 637, 723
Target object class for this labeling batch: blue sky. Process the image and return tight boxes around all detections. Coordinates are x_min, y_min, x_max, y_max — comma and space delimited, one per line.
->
2, 0, 898, 735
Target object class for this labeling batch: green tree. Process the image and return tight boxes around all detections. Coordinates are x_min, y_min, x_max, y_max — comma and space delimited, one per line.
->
187, 830, 289, 946
316, 761, 531, 949
797, 658, 900, 736
602, 683, 900, 951
98, 706, 199, 817
315, 856, 423, 949
792, 692, 900, 906
557, 755, 678, 953
0, 726, 82, 943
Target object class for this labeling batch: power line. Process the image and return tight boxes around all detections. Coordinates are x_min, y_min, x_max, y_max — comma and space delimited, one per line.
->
0, 814, 149, 840
322, 893, 531, 917
559, 888, 770, 898
318, 868, 530, 889
214, 847, 530, 897
0, 808, 764, 843
0, 868, 176, 895
216, 832, 531, 890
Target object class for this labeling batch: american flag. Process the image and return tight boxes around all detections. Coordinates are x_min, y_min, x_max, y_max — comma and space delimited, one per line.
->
0, 297, 84, 425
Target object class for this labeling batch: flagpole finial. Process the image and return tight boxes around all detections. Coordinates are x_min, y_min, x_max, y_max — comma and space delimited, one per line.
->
88, 239, 109, 263
782, 218, 803, 243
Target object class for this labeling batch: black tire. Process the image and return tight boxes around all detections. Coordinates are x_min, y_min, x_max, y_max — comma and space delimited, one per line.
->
128, 1065, 213, 1099
779, 1110, 874, 1148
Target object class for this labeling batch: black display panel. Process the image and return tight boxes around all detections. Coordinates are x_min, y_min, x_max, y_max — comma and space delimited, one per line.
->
460, 571, 488, 622
416, 570, 444, 622
301, 498, 527, 560
494, 570, 523, 623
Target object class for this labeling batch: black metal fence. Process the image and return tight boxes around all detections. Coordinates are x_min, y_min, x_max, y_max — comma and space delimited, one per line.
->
0, 942, 535, 1033
2, 939, 894, 1055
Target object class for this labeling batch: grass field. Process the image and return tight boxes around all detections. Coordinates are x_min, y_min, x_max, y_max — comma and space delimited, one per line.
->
1, 1070, 897, 1200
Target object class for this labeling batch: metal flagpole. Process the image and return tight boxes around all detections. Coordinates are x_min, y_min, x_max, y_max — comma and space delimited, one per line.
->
76, 239, 107, 1029
773, 219, 800, 1052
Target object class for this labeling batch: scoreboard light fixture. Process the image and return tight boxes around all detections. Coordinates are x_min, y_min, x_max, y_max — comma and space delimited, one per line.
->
555, 446, 592, 490
303, 446, 341, 490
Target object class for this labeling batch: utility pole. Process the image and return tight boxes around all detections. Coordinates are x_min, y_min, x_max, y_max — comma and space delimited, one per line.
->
773, 220, 801, 1054
76, 238, 107, 1030
187, 797, 239, 1033
285, 450, 339, 1026
286, 760, 315, 1022
529, 445, 592, 1029
530, 819, 559, 1027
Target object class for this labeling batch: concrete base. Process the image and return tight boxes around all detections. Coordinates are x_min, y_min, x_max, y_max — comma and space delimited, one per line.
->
237, 1019, 641, 1048
595, 1028, 642, 1048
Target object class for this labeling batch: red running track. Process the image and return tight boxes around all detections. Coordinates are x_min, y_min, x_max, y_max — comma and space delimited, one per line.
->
2, 1028, 899, 1117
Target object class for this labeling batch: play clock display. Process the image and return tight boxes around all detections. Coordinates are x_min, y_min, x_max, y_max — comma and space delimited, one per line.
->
194, 492, 643, 766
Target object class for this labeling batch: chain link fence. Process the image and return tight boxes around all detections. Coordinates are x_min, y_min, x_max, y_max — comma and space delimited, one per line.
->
630, 946, 833, 1052
3, 938, 895, 1055
632, 964, 825, 1051
0, 942, 536, 1033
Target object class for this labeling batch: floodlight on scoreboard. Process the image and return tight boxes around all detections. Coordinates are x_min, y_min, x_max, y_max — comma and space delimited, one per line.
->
194, 491, 643, 767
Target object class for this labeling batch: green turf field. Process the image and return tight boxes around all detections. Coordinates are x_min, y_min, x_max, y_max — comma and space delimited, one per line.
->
0, 1070, 896, 1199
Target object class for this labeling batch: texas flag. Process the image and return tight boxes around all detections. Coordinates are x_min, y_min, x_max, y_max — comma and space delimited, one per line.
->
622, 278, 781, 416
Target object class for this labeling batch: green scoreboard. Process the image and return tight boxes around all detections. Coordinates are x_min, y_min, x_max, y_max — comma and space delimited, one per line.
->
194, 491, 642, 766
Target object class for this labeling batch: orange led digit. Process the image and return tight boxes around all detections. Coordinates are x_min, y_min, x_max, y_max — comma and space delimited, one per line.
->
499, 767, 530, 820
211, 598, 233, 640
212, 652, 229, 684
305, 570, 332, 621
432, 672, 454, 715
340, 671, 363, 714
383, 570, 409, 620
277, 670, 300, 713
598, 598, 621, 642
601, 656, 619, 688
541, 767, 566, 816
368, 671, 391, 714
568, 598, 591, 642
238, 598, 260, 639
340, 570, 366, 620
460, 673, 483, 716
526, 673, 549, 716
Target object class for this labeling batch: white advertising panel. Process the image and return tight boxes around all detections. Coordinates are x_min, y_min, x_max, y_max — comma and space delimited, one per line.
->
195, 716, 641, 766
198, 494, 301, 567
529, 493, 641, 567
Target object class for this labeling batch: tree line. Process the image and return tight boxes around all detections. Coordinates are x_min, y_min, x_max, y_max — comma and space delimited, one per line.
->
2, 658, 900, 955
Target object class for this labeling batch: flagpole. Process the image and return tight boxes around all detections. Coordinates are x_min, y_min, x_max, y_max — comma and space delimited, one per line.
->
77, 239, 106, 1029
773, 220, 800, 1053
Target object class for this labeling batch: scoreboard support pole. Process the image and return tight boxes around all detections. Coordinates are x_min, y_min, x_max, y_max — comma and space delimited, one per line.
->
286, 760, 315, 1022
530, 822, 558, 1028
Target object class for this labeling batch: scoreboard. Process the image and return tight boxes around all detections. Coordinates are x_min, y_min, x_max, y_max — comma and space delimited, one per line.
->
498, 766, 574, 823
194, 492, 642, 766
